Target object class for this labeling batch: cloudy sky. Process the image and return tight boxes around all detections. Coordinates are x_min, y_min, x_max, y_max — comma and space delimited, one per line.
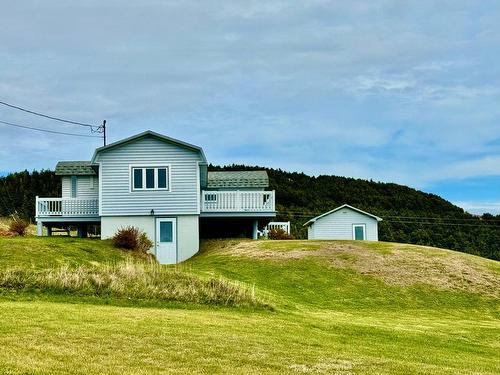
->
1, 1, 499, 213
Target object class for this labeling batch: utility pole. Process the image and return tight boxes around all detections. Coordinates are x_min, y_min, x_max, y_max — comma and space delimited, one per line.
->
102, 120, 106, 146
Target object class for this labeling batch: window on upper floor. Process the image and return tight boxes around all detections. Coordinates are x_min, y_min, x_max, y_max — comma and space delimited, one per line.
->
131, 167, 170, 191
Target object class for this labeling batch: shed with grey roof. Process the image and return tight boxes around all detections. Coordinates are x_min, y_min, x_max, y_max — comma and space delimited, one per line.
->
304, 204, 382, 241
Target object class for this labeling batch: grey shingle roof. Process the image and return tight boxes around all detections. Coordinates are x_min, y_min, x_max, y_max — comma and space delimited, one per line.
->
55, 161, 97, 176
207, 171, 269, 188
303, 204, 383, 226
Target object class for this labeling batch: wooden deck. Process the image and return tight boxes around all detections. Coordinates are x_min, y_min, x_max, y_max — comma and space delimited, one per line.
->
36, 190, 275, 220
36, 197, 99, 219
200, 190, 275, 213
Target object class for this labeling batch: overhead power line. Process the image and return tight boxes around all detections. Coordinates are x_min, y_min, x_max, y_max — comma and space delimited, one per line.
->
383, 220, 500, 228
276, 211, 500, 226
0, 100, 96, 128
277, 209, 500, 221
0, 119, 103, 138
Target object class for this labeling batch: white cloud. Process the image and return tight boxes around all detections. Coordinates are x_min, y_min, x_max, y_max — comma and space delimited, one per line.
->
0, 0, 499, 203
455, 201, 500, 215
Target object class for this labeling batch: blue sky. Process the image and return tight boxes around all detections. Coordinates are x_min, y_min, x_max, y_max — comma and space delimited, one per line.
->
0, 1, 499, 214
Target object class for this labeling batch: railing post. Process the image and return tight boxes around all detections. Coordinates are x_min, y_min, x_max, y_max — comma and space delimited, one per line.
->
35, 196, 39, 218
236, 190, 241, 211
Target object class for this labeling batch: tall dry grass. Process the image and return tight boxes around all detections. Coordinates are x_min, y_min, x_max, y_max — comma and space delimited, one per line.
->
0, 259, 267, 308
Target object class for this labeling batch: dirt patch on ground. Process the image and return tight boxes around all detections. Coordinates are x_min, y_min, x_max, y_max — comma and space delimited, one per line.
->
215, 240, 500, 297
327, 244, 500, 297
289, 358, 354, 374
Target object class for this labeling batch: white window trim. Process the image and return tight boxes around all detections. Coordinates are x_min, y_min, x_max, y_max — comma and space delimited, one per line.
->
352, 224, 366, 240
129, 164, 171, 192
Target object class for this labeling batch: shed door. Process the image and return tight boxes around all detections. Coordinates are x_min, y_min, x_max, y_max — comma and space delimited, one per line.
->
155, 218, 177, 264
353, 224, 366, 240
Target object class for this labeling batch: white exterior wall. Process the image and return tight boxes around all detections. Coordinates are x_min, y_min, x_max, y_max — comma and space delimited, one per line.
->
62, 176, 70, 197
308, 208, 379, 241
101, 216, 156, 241
95, 136, 203, 216
61, 176, 99, 199
101, 215, 199, 263
177, 215, 199, 262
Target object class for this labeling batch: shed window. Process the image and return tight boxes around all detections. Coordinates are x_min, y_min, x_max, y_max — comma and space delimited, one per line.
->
131, 167, 169, 191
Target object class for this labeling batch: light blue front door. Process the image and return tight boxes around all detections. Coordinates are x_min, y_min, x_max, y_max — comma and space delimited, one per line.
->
155, 218, 177, 264
353, 225, 365, 240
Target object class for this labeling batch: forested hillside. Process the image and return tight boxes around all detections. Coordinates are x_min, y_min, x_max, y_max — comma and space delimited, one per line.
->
0, 170, 60, 219
1, 168, 499, 259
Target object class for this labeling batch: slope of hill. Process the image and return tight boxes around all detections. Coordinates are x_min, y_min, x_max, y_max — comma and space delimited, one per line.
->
0, 237, 499, 374
1, 168, 499, 259
211, 165, 500, 260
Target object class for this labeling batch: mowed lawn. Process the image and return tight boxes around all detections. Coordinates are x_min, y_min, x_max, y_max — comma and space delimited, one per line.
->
0, 237, 499, 374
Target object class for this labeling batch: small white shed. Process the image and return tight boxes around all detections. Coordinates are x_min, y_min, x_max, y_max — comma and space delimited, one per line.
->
304, 204, 382, 241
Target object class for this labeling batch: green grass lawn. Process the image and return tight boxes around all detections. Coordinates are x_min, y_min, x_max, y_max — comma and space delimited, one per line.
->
0, 236, 132, 269
0, 237, 499, 374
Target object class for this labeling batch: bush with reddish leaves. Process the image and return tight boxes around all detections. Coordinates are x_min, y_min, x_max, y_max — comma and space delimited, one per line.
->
112, 226, 153, 254
9, 216, 30, 236
268, 228, 294, 240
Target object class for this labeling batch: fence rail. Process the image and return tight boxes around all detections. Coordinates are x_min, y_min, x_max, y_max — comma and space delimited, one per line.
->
265, 221, 291, 234
201, 190, 275, 212
36, 197, 99, 217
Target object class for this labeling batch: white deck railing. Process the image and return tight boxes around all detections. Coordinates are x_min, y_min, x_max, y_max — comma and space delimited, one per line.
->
36, 197, 99, 217
265, 221, 290, 234
201, 190, 275, 212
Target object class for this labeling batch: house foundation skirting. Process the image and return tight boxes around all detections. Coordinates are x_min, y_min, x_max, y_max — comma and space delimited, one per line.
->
101, 215, 199, 262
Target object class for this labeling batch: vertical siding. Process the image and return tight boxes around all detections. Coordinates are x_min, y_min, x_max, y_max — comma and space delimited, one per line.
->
61, 176, 98, 199
308, 208, 379, 241
95, 136, 203, 216
61, 177, 71, 198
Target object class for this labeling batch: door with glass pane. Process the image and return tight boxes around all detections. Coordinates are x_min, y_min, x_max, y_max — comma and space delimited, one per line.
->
155, 218, 177, 264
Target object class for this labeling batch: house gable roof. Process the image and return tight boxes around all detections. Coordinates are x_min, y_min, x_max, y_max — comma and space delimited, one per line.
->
303, 204, 383, 226
55, 161, 97, 176
90, 130, 207, 163
207, 171, 269, 188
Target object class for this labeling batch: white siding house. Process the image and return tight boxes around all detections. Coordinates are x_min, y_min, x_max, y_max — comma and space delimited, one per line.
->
35, 131, 276, 264
305, 204, 382, 241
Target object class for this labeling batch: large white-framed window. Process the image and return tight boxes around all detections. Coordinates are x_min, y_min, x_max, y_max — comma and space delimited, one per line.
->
131, 166, 170, 191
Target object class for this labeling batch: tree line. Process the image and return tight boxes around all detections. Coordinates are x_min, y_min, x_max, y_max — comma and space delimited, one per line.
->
1, 168, 499, 260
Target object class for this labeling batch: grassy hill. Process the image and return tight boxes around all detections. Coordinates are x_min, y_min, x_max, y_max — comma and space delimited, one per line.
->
0, 237, 499, 374
212, 165, 500, 260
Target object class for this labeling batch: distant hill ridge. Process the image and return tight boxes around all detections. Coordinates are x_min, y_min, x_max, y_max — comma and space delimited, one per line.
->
0, 167, 499, 260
